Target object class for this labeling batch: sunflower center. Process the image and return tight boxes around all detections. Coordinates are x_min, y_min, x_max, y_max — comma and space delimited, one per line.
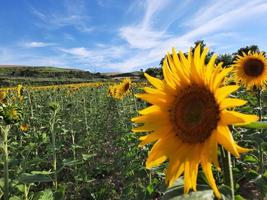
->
171, 85, 220, 143
244, 58, 264, 77
124, 83, 130, 91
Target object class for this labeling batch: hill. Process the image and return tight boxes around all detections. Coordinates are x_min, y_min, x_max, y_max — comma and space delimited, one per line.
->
0, 65, 145, 87
0, 65, 107, 86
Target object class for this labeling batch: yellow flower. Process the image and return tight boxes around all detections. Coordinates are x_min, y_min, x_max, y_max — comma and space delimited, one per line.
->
233, 51, 267, 89
20, 123, 29, 132
0, 91, 7, 103
17, 84, 23, 101
132, 45, 258, 198
108, 78, 132, 100
116, 78, 132, 99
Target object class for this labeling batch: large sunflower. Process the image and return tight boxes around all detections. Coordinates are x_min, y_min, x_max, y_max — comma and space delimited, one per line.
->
132, 45, 258, 198
233, 51, 267, 89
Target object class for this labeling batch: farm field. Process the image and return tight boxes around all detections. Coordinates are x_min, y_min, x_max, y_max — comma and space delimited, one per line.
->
0, 78, 266, 200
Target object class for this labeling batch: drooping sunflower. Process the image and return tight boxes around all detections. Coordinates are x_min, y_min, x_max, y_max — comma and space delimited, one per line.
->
233, 51, 267, 89
116, 78, 131, 98
132, 45, 258, 198
108, 78, 132, 100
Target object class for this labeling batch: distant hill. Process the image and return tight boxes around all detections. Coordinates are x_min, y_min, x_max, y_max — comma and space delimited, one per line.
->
0, 65, 107, 86
0, 65, 144, 86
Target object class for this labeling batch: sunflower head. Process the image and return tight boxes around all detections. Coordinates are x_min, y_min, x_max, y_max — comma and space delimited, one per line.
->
0, 91, 7, 103
20, 123, 29, 132
48, 102, 60, 112
108, 78, 132, 100
121, 78, 131, 92
0, 104, 23, 124
233, 51, 267, 89
132, 45, 258, 198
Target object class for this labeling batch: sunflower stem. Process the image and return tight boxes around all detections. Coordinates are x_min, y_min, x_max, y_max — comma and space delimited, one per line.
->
1, 125, 10, 200
256, 88, 264, 174
220, 146, 235, 200
83, 97, 89, 134
50, 109, 58, 189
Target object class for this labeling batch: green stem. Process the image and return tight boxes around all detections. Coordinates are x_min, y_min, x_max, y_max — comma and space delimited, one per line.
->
83, 97, 89, 134
51, 110, 58, 189
256, 89, 264, 174
24, 184, 29, 200
2, 125, 10, 200
220, 146, 234, 200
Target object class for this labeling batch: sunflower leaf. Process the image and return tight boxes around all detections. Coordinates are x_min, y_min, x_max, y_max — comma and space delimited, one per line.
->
235, 121, 267, 129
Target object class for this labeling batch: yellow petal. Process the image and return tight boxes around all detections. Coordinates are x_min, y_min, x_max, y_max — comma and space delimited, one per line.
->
138, 105, 161, 115
215, 126, 239, 157
220, 98, 247, 109
215, 85, 240, 103
212, 67, 233, 90
184, 161, 192, 194
135, 93, 168, 106
139, 127, 172, 146
220, 110, 258, 125
235, 144, 251, 154
144, 73, 164, 90
202, 162, 222, 199
163, 59, 177, 90
206, 54, 217, 84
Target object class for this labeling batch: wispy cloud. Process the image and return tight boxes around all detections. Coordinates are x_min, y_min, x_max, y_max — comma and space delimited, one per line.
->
30, 0, 94, 33
2, 0, 267, 72
24, 41, 55, 48
109, 0, 267, 72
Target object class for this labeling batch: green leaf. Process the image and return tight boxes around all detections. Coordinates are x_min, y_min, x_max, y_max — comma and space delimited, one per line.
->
34, 189, 53, 200
62, 159, 84, 166
54, 185, 65, 200
243, 155, 258, 163
19, 173, 52, 184
0, 188, 3, 199
31, 171, 52, 175
0, 178, 4, 190
235, 195, 245, 200
237, 121, 267, 129
161, 178, 215, 200
9, 196, 21, 200
82, 153, 96, 161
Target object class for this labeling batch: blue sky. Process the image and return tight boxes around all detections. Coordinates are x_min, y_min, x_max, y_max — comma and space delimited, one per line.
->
0, 0, 267, 72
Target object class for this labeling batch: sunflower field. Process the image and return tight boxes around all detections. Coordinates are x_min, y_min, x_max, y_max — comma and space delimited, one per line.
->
0, 46, 267, 200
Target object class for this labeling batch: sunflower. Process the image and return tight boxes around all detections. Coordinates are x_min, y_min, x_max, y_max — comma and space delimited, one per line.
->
132, 45, 258, 198
108, 78, 132, 99
20, 123, 29, 132
233, 51, 267, 89
116, 78, 131, 98
0, 91, 7, 103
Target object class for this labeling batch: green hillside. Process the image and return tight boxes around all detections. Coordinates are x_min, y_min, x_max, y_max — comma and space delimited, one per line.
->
0, 65, 107, 86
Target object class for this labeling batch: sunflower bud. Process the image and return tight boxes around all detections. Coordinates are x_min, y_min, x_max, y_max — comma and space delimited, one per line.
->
48, 102, 60, 112
0, 104, 23, 124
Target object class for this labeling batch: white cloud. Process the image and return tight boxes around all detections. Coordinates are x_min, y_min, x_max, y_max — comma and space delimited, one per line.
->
119, 26, 171, 49
60, 47, 91, 58
109, 0, 267, 72
24, 41, 55, 48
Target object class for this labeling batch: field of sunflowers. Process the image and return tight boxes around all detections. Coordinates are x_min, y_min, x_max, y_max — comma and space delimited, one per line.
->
0, 46, 267, 200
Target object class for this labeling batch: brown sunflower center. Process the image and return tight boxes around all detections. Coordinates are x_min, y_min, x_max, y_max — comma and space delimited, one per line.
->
170, 85, 220, 143
244, 58, 264, 77
124, 83, 130, 91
